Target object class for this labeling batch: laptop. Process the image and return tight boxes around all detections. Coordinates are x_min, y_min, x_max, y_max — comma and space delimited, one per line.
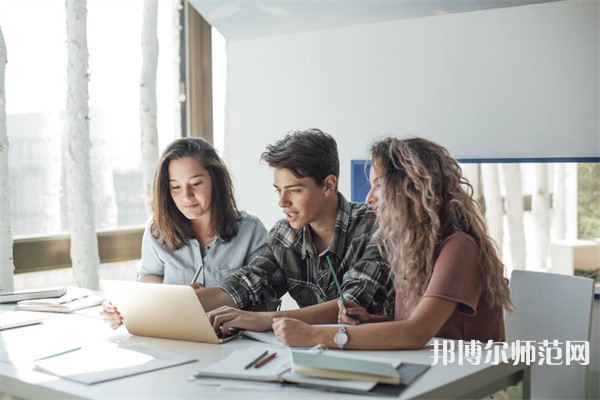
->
100, 280, 238, 344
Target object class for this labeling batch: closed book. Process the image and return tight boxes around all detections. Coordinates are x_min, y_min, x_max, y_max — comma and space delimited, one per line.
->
291, 351, 401, 385
0, 287, 67, 303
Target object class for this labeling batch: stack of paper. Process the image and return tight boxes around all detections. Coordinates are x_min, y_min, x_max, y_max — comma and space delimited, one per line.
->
15, 287, 104, 313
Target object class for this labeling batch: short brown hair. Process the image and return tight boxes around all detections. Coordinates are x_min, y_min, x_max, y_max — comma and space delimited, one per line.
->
260, 128, 339, 186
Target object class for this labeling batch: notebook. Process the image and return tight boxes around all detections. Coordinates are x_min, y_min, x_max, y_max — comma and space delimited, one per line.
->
0, 287, 66, 303
100, 280, 238, 344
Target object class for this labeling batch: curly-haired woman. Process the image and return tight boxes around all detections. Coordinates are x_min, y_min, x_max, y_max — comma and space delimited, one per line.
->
273, 136, 513, 350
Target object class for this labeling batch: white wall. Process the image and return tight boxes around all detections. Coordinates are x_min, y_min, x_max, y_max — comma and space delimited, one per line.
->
223, 0, 599, 228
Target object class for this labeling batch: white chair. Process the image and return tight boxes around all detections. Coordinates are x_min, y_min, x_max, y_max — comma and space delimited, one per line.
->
505, 270, 595, 399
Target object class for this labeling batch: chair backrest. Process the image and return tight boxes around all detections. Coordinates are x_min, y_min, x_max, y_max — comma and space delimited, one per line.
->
505, 270, 595, 399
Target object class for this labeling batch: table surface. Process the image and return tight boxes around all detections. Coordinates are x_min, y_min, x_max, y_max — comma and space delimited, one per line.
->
0, 305, 528, 400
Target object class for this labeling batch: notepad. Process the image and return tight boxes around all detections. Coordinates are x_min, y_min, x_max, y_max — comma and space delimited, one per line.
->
195, 347, 291, 382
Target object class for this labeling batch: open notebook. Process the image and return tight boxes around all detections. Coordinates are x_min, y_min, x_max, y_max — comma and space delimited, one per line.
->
100, 280, 238, 344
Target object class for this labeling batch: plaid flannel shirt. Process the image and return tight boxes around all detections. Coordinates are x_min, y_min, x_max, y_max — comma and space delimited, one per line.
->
220, 194, 394, 315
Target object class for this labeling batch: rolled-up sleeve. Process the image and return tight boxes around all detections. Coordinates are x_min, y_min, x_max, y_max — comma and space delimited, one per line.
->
220, 242, 288, 310
341, 240, 394, 315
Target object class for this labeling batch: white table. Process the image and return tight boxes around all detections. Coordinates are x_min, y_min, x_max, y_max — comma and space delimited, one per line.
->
0, 306, 530, 399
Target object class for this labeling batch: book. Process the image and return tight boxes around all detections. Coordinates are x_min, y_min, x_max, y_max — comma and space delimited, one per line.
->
291, 351, 402, 385
0, 287, 67, 303
15, 287, 105, 313
0, 311, 44, 330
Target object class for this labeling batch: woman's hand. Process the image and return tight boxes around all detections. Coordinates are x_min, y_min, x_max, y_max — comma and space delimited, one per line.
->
100, 301, 123, 330
338, 299, 372, 325
207, 306, 272, 333
272, 317, 319, 347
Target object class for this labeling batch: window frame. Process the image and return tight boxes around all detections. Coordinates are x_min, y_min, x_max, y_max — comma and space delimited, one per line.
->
12, 0, 213, 274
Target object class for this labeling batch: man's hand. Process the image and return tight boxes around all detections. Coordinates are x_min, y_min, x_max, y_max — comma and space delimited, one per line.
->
272, 317, 319, 347
207, 306, 273, 333
100, 301, 123, 330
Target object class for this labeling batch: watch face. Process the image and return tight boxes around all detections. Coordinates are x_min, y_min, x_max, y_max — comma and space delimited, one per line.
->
334, 328, 348, 348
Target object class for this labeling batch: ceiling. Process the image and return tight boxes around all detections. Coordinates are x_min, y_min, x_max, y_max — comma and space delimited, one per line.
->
189, 0, 562, 41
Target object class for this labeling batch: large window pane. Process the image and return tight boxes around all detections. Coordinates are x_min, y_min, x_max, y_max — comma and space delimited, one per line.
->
1, 0, 179, 236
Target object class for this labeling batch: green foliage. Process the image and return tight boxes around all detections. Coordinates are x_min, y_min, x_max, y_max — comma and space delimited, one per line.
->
578, 163, 600, 239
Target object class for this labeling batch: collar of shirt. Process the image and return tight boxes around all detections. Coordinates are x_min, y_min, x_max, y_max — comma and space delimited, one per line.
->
300, 193, 351, 261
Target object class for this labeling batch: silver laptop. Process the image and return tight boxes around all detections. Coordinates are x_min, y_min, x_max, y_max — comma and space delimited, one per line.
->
100, 280, 238, 344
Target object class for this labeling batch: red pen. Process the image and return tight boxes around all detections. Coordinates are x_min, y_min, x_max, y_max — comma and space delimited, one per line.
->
254, 352, 277, 368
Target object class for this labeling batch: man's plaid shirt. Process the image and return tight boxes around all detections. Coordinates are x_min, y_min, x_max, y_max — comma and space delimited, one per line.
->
220, 194, 394, 315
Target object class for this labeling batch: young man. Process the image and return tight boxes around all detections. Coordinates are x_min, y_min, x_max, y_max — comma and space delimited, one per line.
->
197, 129, 393, 333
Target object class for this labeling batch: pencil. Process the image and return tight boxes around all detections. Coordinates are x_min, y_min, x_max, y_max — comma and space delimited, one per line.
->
190, 264, 204, 285
254, 352, 277, 368
244, 350, 268, 369
326, 255, 348, 310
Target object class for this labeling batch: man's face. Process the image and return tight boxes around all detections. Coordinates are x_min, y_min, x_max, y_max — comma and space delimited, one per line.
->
273, 168, 328, 230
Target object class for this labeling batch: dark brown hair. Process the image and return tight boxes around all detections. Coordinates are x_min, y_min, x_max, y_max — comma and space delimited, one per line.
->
260, 128, 339, 186
151, 137, 238, 251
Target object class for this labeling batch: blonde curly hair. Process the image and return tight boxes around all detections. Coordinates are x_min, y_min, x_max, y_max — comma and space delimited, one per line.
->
370, 137, 513, 312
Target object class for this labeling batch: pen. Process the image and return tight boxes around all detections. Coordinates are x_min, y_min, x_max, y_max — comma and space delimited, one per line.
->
326, 255, 348, 310
190, 264, 204, 285
57, 295, 89, 305
254, 352, 277, 368
244, 350, 268, 369
34, 346, 82, 361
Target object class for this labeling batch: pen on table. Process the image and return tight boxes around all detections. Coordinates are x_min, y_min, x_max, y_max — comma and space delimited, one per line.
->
190, 264, 204, 285
34, 346, 82, 361
254, 352, 277, 368
244, 350, 268, 370
326, 255, 348, 310
57, 294, 89, 305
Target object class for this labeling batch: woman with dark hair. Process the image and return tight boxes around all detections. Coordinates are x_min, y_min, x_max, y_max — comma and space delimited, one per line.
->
103, 137, 267, 329
273, 136, 512, 350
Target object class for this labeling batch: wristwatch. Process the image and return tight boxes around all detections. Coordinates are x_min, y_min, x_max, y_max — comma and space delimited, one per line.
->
333, 326, 348, 349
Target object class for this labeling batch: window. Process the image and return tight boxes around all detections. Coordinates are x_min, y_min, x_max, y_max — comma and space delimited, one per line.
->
1, 0, 180, 272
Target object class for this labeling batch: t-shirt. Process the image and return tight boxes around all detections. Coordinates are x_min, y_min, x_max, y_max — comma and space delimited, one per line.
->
394, 231, 505, 342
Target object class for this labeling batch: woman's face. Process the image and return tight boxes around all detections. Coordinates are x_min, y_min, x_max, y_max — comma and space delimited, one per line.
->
168, 156, 213, 222
365, 163, 382, 214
